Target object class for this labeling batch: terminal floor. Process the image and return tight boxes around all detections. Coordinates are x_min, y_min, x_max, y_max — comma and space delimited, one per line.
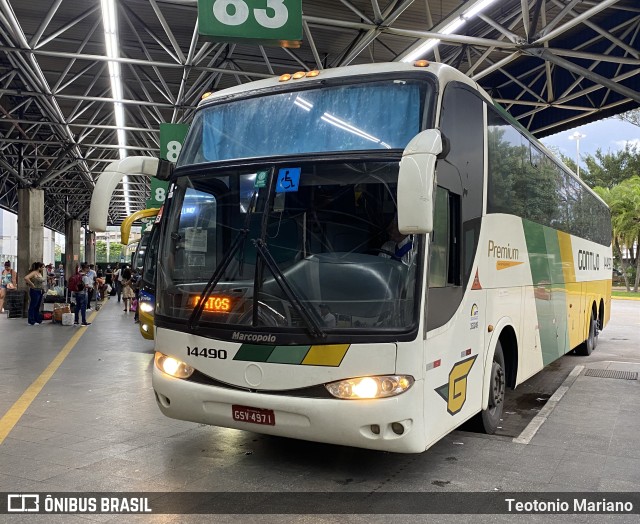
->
0, 298, 639, 523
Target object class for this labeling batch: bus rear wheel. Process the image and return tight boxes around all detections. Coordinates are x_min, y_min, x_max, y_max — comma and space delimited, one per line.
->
576, 310, 597, 356
473, 342, 505, 434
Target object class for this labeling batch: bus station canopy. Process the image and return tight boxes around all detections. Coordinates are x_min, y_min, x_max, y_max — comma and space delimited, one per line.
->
0, 0, 638, 232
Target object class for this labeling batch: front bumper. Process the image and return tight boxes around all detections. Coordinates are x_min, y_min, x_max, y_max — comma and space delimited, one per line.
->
152, 366, 426, 453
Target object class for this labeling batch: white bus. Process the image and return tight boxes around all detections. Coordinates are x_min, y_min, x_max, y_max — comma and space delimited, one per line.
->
152, 62, 611, 453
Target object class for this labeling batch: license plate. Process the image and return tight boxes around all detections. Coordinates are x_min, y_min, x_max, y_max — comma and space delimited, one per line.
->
232, 405, 275, 426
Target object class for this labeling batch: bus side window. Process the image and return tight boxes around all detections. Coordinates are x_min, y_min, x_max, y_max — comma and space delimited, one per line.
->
429, 186, 461, 288
426, 83, 482, 330
429, 187, 449, 288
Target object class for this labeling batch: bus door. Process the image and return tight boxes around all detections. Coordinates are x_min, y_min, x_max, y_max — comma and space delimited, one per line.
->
423, 83, 485, 445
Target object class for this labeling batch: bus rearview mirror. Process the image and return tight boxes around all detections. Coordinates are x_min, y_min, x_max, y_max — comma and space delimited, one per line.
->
156, 159, 174, 181
397, 129, 443, 235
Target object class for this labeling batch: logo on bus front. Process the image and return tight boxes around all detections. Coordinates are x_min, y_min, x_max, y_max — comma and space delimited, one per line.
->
435, 355, 478, 415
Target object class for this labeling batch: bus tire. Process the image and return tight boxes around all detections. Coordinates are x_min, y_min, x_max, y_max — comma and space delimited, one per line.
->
475, 342, 506, 434
576, 310, 597, 356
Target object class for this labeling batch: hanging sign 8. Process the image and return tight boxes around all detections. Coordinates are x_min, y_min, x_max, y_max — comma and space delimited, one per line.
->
198, 0, 302, 44
147, 123, 189, 209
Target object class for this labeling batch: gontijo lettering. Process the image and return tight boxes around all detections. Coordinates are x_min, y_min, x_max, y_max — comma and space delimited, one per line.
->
577, 249, 600, 271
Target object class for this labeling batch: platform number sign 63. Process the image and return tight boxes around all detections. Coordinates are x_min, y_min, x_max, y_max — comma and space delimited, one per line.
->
213, 0, 288, 28
199, 0, 302, 42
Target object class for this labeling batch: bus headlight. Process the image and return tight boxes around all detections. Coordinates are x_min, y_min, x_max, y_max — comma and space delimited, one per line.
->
139, 301, 154, 313
325, 375, 414, 399
154, 352, 194, 379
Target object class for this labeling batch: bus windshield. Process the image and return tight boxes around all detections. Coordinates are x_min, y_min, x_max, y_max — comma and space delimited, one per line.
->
178, 78, 431, 165
141, 226, 160, 290
157, 160, 421, 340
132, 231, 151, 272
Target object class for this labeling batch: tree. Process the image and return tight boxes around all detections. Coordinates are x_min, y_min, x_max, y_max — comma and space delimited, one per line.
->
616, 108, 640, 127
581, 144, 640, 189
95, 240, 122, 263
595, 177, 640, 292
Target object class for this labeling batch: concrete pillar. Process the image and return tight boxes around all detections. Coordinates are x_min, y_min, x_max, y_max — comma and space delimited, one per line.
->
64, 219, 81, 283
17, 188, 44, 290
85, 231, 96, 265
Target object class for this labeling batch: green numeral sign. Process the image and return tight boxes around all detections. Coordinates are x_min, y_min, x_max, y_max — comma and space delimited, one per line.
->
160, 123, 190, 162
149, 123, 189, 209
198, 0, 302, 44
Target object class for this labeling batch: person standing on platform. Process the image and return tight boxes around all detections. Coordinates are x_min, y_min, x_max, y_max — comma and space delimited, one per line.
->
121, 265, 134, 313
70, 264, 91, 326
0, 261, 18, 314
113, 263, 122, 303
24, 262, 46, 326
57, 263, 65, 287
45, 264, 56, 289
86, 264, 97, 311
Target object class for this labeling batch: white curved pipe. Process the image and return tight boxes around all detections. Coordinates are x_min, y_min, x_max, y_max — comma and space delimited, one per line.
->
89, 156, 159, 232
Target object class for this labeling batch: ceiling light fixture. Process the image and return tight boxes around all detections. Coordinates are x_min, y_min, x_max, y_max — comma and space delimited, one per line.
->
401, 0, 498, 63
101, 0, 131, 215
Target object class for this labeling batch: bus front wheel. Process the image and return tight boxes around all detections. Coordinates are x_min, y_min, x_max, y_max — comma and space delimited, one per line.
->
477, 342, 506, 434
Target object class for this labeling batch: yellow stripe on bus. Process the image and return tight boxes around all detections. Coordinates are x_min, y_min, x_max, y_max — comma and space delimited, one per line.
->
557, 231, 576, 283
301, 344, 350, 367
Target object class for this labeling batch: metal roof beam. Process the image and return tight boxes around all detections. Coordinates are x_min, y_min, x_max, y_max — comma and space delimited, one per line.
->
534, 0, 622, 45
35, 4, 101, 50
337, 0, 416, 66
0, 46, 274, 78
29, 0, 63, 48
548, 0, 639, 59
525, 47, 640, 103
149, 0, 186, 63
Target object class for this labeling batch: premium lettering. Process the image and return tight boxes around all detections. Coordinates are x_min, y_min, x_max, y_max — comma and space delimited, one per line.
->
488, 240, 519, 260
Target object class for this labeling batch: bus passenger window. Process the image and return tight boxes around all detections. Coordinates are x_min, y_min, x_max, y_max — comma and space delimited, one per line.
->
429, 187, 449, 288
428, 187, 461, 287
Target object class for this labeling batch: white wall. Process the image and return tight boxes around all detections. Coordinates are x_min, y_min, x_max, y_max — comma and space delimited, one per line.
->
0, 209, 64, 266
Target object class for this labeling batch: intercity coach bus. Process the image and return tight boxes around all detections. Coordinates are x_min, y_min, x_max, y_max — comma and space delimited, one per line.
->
151, 62, 611, 453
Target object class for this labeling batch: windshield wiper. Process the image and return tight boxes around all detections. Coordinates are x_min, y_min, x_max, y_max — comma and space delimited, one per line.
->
188, 190, 258, 330
253, 238, 325, 339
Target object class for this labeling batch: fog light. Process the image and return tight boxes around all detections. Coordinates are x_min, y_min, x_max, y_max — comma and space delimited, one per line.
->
154, 352, 194, 379
370, 424, 380, 435
391, 422, 405, 435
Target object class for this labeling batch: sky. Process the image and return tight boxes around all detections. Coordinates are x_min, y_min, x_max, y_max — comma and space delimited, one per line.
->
541, 116, 640, 166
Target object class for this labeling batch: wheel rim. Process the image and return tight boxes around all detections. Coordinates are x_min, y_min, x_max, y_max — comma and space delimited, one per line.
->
489, 362, 505, 410
587, 315, 595, 353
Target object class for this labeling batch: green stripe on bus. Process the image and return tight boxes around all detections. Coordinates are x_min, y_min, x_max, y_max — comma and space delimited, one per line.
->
523, 220, 568, 365
234, 344, 275, 362
267, 346, 311, 364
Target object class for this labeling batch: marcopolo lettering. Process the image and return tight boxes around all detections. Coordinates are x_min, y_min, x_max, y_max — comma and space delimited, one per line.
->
488, 240, 519, 260
578, 249, 600, 271
232, 332, 276, 343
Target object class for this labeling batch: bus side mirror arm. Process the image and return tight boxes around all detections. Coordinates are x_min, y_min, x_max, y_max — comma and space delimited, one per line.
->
156, 159, 174, 181
397, 129, 444, 235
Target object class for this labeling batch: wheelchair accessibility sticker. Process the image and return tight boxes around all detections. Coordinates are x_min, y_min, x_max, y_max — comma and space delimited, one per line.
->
276, 167, 301, 193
